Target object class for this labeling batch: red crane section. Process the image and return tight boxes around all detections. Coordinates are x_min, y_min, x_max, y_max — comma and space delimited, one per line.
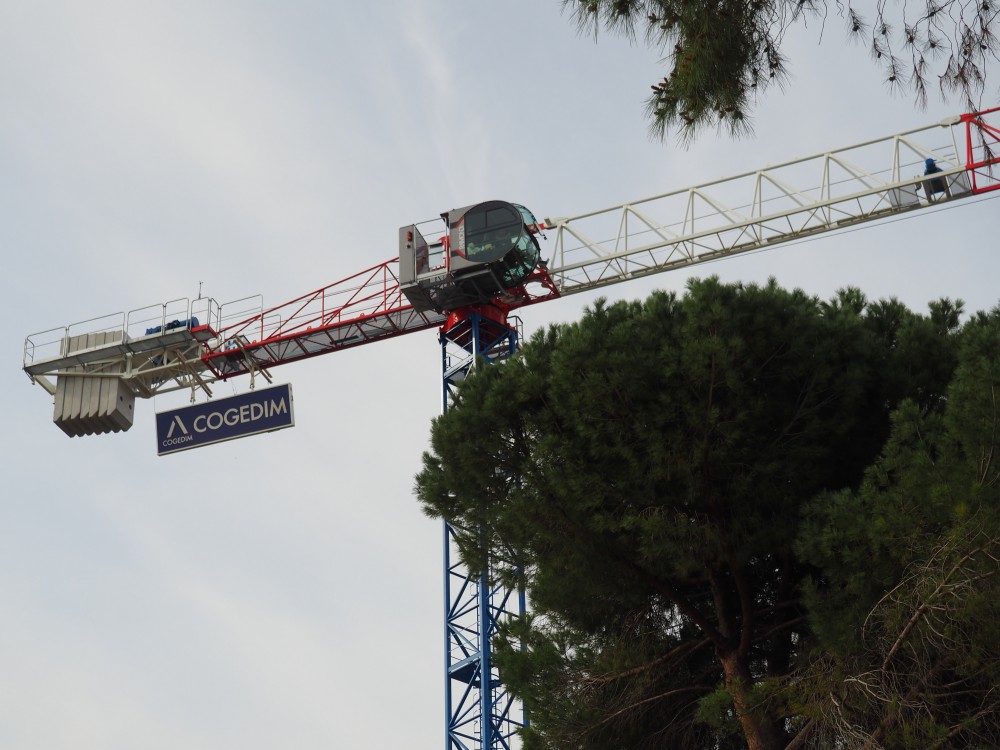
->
201, 260, 443, 379
200, 259, 559, 380
963, 107, 1000, 194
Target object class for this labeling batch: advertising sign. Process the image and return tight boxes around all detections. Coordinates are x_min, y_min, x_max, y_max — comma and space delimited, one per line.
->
156, 384, 294, 456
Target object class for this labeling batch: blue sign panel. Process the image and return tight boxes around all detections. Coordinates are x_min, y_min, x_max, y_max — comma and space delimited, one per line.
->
156, 384, 294, 456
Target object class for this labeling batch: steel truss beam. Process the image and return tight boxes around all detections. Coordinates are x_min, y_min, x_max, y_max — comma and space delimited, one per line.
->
542, 107, 1000, 297
24, 108, 1000, 396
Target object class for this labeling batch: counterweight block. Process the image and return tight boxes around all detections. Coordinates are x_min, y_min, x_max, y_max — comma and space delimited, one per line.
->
52, 331, 135, 436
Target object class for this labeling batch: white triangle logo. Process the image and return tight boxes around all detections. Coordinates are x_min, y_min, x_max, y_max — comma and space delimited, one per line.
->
166, 415, 189, 438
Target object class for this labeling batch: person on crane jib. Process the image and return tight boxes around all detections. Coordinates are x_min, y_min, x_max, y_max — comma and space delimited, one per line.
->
924, 157, 947, 196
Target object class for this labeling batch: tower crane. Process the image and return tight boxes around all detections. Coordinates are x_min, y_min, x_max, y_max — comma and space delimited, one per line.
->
21, 106, 1000, 750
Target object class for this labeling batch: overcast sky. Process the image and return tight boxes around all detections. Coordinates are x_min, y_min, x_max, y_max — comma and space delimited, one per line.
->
2, 3, 999, 749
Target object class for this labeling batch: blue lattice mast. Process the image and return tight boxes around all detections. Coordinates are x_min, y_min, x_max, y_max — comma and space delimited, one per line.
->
403, 202, 551, 748
440, 310, 527, 750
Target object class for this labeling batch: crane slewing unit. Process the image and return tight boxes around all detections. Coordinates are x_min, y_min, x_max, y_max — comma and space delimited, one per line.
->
19, 106, 1000, 750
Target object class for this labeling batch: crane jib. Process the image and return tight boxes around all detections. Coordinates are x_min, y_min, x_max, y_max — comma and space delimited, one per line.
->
20, 105, 1000, 435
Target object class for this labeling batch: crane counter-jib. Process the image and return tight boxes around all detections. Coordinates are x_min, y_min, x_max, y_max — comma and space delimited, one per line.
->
21, 106, 1000, 435
22, 257, 447, 403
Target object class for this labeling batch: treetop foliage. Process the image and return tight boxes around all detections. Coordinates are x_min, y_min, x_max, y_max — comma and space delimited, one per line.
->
796, 306, 1000, 748
562, 0, 1000, 141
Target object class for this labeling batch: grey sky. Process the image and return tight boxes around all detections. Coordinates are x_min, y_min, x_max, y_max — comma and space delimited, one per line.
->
2, 2, 998, 748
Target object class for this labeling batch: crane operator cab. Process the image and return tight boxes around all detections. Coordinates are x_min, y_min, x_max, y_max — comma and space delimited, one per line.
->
399, 200, 542, 313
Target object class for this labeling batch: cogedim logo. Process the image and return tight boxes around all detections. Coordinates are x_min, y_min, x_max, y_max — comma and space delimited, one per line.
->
162, 415, 194, 446
156, 385, 294, 455
192, 399, 286, 434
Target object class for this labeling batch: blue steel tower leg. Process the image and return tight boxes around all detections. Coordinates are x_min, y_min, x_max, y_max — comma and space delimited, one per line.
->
440, 310, 527, 750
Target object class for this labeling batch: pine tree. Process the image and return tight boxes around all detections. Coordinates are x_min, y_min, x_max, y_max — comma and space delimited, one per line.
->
796, 308, 1000, 749
416, 279, 961, 749
561, 0, 1000, 140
